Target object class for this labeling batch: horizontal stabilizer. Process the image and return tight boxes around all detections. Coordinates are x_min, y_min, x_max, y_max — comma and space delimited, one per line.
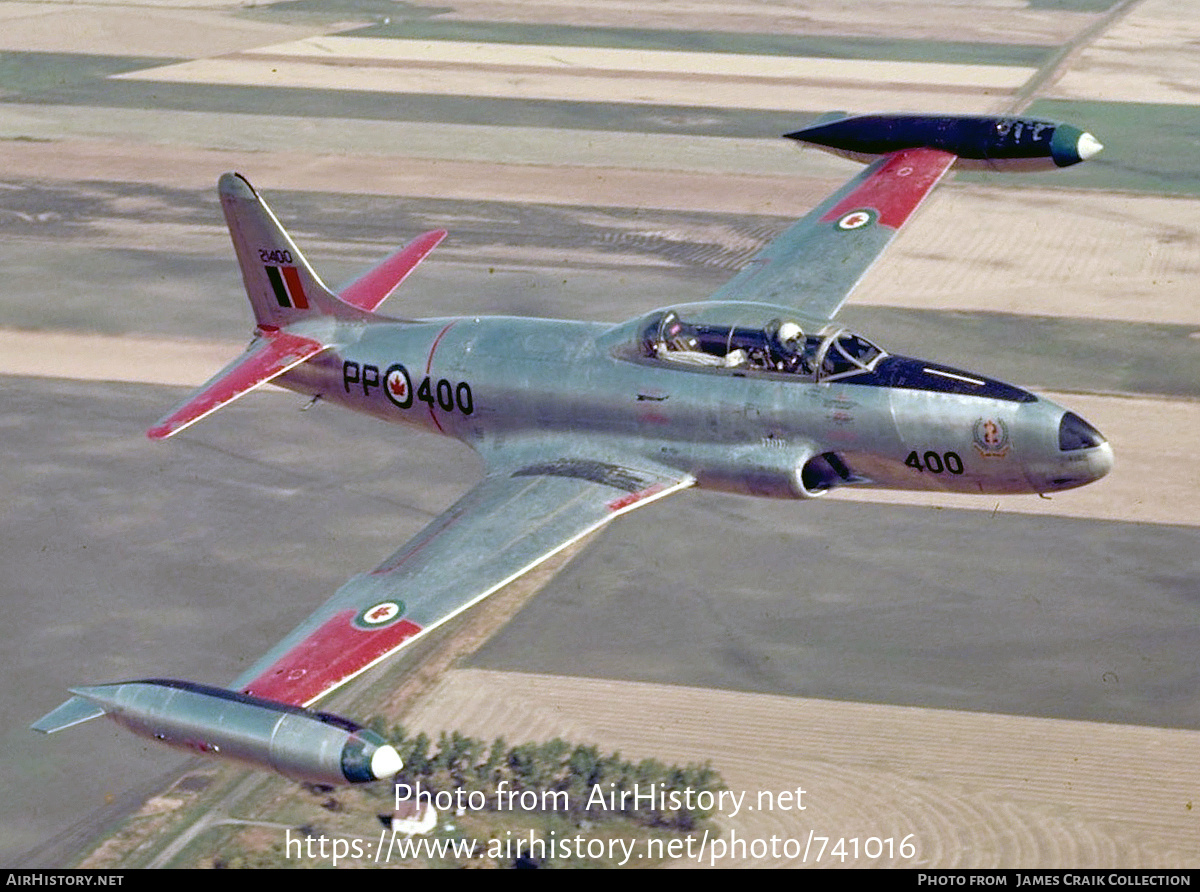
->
31, 696, 105, 733
148, 330, 327, 440
339, 229, 447, 313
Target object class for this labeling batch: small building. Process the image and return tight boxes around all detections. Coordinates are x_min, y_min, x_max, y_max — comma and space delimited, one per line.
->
390, 799, 438, 836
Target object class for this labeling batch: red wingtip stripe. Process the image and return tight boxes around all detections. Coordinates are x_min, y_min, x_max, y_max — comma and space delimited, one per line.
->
240, 611, 424, 706
820, 148, 956, 230
607, 482, 667, 513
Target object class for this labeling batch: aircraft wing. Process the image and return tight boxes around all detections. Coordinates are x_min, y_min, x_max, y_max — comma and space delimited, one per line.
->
705, 147, 956, 322
230, 448, 693, 707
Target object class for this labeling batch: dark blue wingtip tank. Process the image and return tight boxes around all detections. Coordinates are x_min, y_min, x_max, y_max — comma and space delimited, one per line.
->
786, 113, 1103, 171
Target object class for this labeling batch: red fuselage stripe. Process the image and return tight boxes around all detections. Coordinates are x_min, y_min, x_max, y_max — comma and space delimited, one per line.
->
423, 322, 456, 433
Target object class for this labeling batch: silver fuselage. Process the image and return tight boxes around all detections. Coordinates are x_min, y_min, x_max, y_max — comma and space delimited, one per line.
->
281, 309, 1112, 500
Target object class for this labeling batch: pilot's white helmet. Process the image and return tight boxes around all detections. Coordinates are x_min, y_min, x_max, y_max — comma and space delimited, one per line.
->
777, 321, 803, 348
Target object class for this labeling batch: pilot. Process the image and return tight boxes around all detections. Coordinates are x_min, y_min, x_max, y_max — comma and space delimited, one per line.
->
769, 320, 806, 372
660, 312, 698, 353
723, 347, 749, 368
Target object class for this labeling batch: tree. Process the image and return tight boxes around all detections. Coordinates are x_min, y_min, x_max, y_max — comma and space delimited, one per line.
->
401, 731, 432, 780
476, 736, 508, 791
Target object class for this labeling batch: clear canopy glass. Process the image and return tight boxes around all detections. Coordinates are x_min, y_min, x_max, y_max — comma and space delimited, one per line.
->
637, 303, 887, 383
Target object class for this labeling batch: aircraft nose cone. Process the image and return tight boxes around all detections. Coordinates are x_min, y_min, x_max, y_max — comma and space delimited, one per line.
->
1076, 131, 1104, 161
1050, 124, 1104, 167
1088, 437, 1114, 482
1050, 411, 1112, 489
1059, 411, 1105, 451
370, 743, 404, 780
1070, 434, 1114, 489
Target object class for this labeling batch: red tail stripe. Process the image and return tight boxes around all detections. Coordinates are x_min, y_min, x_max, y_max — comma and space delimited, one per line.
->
280, 266, 309, 309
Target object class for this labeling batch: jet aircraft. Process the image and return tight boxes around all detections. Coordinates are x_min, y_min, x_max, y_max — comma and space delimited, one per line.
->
34, 114, 1112, 786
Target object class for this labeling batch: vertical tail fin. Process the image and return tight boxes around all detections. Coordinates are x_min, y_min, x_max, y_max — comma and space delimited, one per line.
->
147, 174, 448, 439
219, 172, 356, 327
221, 172, 447, 323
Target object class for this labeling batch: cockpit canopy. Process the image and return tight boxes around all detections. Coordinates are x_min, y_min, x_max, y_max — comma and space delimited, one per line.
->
638, 303, 886, 383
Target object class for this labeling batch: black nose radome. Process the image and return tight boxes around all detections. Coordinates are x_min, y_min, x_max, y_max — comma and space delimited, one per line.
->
1059, 412, 1106, 451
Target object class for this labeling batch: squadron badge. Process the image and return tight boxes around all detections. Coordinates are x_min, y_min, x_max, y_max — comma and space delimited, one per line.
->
973, 417, 1011, 457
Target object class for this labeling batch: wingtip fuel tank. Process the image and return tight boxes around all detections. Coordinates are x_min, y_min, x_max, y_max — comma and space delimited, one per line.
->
785, 113, 1103, 170
35, 679, 401, 786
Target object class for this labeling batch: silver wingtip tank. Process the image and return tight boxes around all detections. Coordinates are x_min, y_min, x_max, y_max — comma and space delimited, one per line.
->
35, 679, 401, 786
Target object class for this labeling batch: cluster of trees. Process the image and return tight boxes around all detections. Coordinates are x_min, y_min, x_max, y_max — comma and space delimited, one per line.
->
371, 722, 724, 830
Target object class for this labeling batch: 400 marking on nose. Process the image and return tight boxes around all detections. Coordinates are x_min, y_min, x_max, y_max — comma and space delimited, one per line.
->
343, 361, 474, 415
904, 450, 964, 475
